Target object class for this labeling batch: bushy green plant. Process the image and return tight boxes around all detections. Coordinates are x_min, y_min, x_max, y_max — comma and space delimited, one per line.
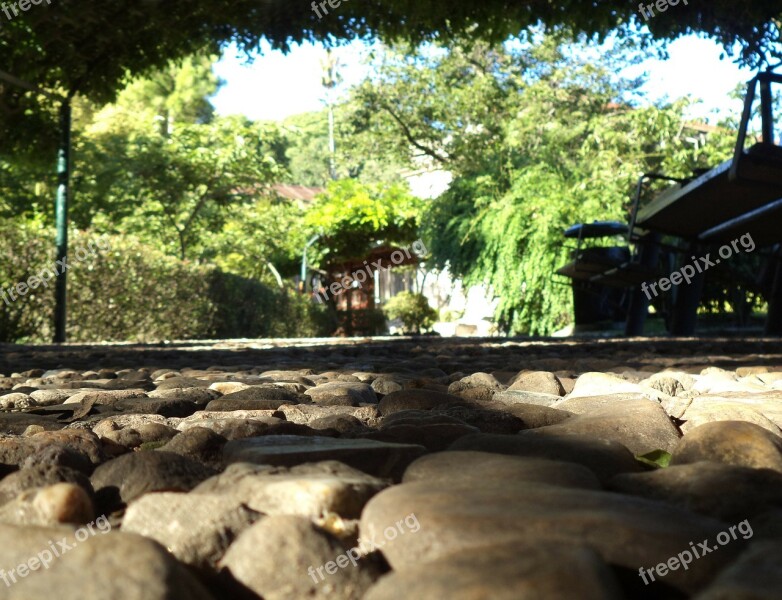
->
0, 223, 336, 343
383, 292, 437, 334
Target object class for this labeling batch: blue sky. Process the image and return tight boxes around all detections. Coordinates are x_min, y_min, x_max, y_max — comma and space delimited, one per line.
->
211, 34, 755, 124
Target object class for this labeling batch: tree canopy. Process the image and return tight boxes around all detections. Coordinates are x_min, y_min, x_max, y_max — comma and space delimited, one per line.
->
1, 0, 779, 129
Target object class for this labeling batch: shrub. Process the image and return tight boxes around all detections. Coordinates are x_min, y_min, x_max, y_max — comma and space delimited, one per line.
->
383, 291, 438, 334
0, 222, 336, 342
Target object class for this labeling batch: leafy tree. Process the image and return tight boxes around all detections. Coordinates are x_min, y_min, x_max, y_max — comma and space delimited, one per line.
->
353, 35, 737, 334
1, 0, 778, 161
383, 291, 438, 333
305, 179, 424, 266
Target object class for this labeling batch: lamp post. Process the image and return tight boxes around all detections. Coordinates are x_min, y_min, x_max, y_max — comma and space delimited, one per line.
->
0, 69, 71, 342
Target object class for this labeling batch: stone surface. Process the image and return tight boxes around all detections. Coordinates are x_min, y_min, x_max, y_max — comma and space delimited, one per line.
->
611, 461, 782, 521
194, 460, 388, 518
360, 479, 740, 594
403, 451, 601, 490
450, 432, 642, 483
222, 435, 425, 479
305, 382, 377, 406
0, 464, 93, 506
219, 515, 375, 600
533, 398, 681, 454
672, 421, 782, 472
508, 371, 565, 396
122, 491, 261, 568
90, 451, 216, 510
0, 482, 93, 526
0, 524, 214, 599
364, 542, 622, 600
377, 389, 461, 416
694, 541, 782, 600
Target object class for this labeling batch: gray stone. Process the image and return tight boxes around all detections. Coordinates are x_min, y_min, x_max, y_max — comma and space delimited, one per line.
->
694, 541, 782, 600
672, 421, 782, 472
194, 460, 388, 518
532, 398, 681, 454
219, 515, 375, 600
611, 461, 782, 521
493, 390, 561, 407
0, 524, 214, 599
508, 371, 565, 396
377, 389, 461, 416
403, 451, 601, 490
364, 542, 621, 600
0, 464, 93, 506
450, 433, 642, 483
91, 451, 216, 509
223, 435, 425, 479
305, 382, 378, 406
122, 492, 261, 568
0, 483, 93, 526
360, 479, 738, 594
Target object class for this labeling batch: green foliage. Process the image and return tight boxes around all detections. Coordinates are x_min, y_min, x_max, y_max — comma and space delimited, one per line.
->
383, 291, 438, 334
355, 36, 737, 334
305, 179, 424, 265
635, 449, 673, 469
0, 223, 334, 343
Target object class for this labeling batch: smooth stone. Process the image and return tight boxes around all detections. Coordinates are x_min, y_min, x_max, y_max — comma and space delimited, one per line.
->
694, 541, 782, 600
219, 515, 375, 599
147, 387, 221, 404
208, 381, 251, 394
194, 460, 388, 518
449, 433, 642, 483
611, 461, 782, 521
403, 451, 601, 490
371, 378, 403, 395
0, 483, 93, 526
90, 451, 216, 509
377, 389, 461, 416
532, 398, 681, 454
62, 389, 148, 406
157, 427, 227, 467
554, 392, 658, 414
221, 385, 301, 404
567, 372, 662, 400
500, 403, 574, 428
304, 382, 377, 406
364, 422, 481, 451
672, 421, 782, 472
0, 524, 214, 599
680, 391, 782, 431
364, 541, 621, 600
360, 480, 739, 594
508, 371, 564, 396
493, 390, 561, 407
122, 492, 261, 568
222, 435, 426, 479
0, 464, 93, 506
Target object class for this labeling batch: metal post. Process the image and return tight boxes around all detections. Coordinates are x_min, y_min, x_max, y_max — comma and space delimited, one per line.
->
625, 232, 660, 336
53, 100, 71, 343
